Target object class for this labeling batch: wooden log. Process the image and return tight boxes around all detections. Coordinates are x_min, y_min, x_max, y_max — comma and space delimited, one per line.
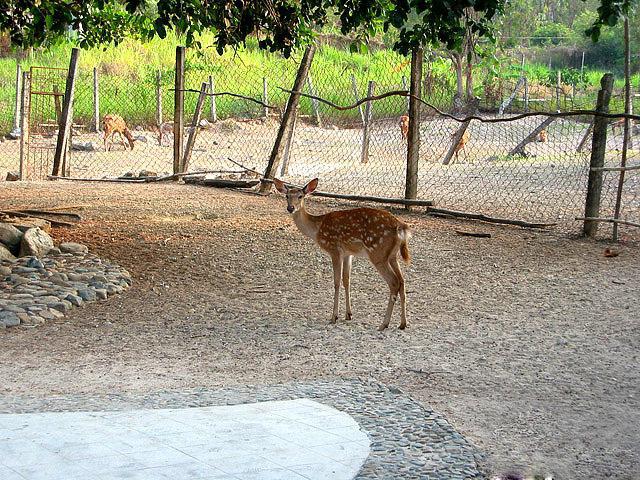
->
442, 120, 470, 165
18, 70, 30, 181
427, 207, 556, 228
577, 216, 640, 229
405, 48, 422, 203
47, 175, 146, 183
200, 178, 260, 188
173, 46, 185, 175
360, 80, 375, 164
455, 230, 492, 238
584, 73, 614, 238
52, 48, 79, 177
260, 44, 316, 192
53, 85, 62, 125
0, 210, 76, 227
2, 209, 82, 221
93, 67, 99, 132
182, 81, 208, 173
508, 116, 555, 157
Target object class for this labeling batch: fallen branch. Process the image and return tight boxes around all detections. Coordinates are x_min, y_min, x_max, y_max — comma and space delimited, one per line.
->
407, 368, 450, 375
0, 210, 77, 227
2, 209, 82, 221
225, 157, 264, 177
428, 207, 556, 229
48, 175, 147, 183
455, 230, 491, 238
575, 217, 640, 228
152, 170, 251, 182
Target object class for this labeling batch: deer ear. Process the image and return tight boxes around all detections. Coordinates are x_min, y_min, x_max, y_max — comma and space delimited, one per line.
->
273, 178, 287, 194
303, 178, 319, 195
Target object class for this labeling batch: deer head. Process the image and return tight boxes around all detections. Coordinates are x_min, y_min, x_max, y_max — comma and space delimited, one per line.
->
273, 178, 318, 214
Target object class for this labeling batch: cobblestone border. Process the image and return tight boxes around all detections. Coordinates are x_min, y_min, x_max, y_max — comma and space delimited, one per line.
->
0, 379, 483, 479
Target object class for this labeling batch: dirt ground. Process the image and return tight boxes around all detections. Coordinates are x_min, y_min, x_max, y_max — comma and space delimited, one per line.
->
1, 181, 638, 479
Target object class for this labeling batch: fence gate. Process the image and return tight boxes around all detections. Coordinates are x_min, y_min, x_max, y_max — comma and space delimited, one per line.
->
22, 66, 68, 180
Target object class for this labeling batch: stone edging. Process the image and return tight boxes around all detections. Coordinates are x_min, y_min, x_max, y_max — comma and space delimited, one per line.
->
0, 379, 484, 479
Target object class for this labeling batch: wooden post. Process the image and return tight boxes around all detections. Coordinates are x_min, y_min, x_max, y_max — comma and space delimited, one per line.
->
401, 75, 410, 113
583, 73, 614, 238
156, 70, 163, 127
12, 62, 21, 133
182, 81, 209, 173
405, 47, 423, 203
52, 48, 79, 177
612, 17, 632, 242
523, 76, 529, 112
351, 74, 365, 124
360, 80, 375, 164
173, 46, 185, 175
53, 85, 62, 124
306, 74, 321, 126
508, 117, 555, 157
260, 44, 316, 192
209, 75, 217, 122
262, 77, 269, 119
18, 71, 30, 180
93, 67, 99, 132
556, 70, 562, 111
280, 113, 298, 176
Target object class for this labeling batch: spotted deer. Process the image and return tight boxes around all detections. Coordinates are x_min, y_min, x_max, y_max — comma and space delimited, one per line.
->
103, 114, 135, 151
273, 178, 411, 331
399, 115, 409, 141
452, 129, 470, 163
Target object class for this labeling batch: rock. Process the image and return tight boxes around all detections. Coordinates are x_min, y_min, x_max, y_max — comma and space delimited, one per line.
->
19, 228, 54, 258
7, 128, 20, 140
59, 242, 89, 254
25, 257, 44, 269
78, 289, 97, 302
122, 171, 135, 178
65, 294, 83, 307
47, 247, 62, 256
199, 118, 211, 128
5, 172, 19, 181
0, 223, 23, 248
71, 141, 96, 152
139, 170, 157, 178
0, 311, 21, 328
0, 244, 16, 261
95, 289, 108, 300
134, 135, 148, 143
0, 266, 11, 277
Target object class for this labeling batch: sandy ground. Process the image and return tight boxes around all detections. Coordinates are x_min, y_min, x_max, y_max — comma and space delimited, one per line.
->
0, 181, 638, 479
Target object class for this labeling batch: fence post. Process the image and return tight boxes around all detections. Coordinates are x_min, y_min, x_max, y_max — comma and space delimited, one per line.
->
306, 74, 321, 126
156, 70, 163, 127
209, 75, 217, 122
351, 74, 365, 125
173, 46, 185, 175
583, 73, 614, 238
53, 85, 62, 124
581, 52, 585, 76
280, 114, 298, 176
18, 71, 30, 180
182, 81, 209, 173
92, 67, 99, 132
612, 17, 632, 242
405, 47, 423, 203
523, 76, 529, 112
12, 62, 21, 134
262, 77, 269, 119
360, 80, 375, 164
260, 44, 316, 192
52, 48, 79, 177
556, 71, 562, 111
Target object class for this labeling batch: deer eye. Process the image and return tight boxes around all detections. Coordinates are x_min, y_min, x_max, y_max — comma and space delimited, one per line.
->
297, 194, 303, 199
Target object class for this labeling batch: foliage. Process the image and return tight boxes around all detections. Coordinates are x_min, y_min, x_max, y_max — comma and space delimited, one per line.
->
532, 22, 573, 46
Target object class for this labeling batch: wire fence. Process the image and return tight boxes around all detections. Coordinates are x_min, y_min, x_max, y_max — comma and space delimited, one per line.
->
0, 46, 638, 242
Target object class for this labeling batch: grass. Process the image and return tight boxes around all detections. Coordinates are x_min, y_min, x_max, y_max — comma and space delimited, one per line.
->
0, 33, 638, 135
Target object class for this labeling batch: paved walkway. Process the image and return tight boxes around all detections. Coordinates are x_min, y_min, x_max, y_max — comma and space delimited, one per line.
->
0, 380, 483, 479
0, 399, 369, 480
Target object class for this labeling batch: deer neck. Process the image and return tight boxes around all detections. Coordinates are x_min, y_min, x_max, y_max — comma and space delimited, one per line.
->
292, 204, 322, 241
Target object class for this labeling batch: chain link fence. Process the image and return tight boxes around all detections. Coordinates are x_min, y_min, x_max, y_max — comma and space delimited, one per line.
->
0, 46, 638, 241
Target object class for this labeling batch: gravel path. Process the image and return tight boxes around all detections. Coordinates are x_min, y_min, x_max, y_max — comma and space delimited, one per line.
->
0, 181, 638, 480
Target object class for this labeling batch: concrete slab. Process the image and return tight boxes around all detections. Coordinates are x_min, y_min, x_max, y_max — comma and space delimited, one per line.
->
0, 399, 370, 480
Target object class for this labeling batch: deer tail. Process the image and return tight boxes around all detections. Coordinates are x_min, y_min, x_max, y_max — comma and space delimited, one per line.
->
398, 225, 412, 264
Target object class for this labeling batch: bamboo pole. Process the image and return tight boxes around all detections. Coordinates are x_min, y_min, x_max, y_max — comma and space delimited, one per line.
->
307, 74, 321, 126
556, 71, 562, 111
93, 67, 99, 132
612, 17, 632, 242
18, 71, 30, 180
52, 48, 79, 177
182, 81, 209, 173
209, 75, 217, 122
360, 80, 375, 164
156, 70, 163, 127
262, 77, 269, 119
583, 73, 614, 238
350, 75, 365, 125
173, 46, 185, 175
12, 62, 21, 133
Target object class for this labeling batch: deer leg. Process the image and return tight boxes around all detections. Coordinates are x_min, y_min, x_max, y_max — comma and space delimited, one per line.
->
342, 255, 353, 320
330, 254, 343, 324
373, 261, 400, 331
389, 257, 407, 329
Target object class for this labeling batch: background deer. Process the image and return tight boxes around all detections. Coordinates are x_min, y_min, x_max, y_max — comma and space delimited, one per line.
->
452, 129, 471, 163
103, 114, 135, 151
157, 121, 173, 146
537, 129, 548, 143
399, 115, 409, 141
273, 178, 411, 331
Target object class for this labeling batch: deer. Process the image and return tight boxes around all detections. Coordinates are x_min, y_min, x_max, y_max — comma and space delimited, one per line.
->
273, 178, 411, 331
611, 118, 635, 136
537, 129, 548, 143
103, 114, 135, 151
157, 121, 174, 146
452, 129, 471, 163
399, 115, 409, 141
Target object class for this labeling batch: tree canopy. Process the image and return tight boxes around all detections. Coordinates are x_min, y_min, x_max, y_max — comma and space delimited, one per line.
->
0, 0, 636, 56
